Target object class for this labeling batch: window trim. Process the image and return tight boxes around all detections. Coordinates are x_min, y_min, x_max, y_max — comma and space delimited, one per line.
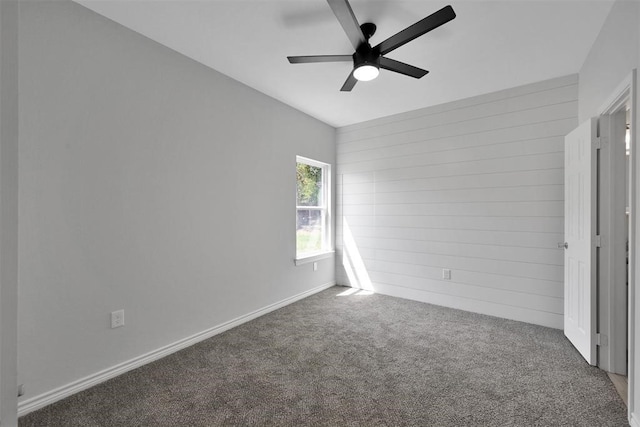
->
294, 251, 335, 266
295, 156, 332, 263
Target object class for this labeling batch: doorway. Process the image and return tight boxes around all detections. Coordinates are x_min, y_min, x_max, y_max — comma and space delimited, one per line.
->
598, 86, 632, 377
596, 72, 637, 415
564, 72, 637, 417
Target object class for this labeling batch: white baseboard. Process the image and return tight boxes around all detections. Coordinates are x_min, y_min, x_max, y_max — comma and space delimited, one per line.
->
346, 282, 563, 329
630, 412, 640, 427
18, 281, 335, 416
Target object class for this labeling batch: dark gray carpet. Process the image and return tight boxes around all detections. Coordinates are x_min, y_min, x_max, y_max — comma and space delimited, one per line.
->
20, 286, 628, 426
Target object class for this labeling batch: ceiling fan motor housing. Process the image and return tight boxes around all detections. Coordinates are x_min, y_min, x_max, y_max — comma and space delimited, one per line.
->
353, 43, 380, 69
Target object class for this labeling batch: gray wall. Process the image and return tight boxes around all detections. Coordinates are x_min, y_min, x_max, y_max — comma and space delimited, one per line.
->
578, 0, 639, 121
0, 0, 19, 425
18, 0, 335, 407
336, 75, 578, 329
637, 3, 640, 423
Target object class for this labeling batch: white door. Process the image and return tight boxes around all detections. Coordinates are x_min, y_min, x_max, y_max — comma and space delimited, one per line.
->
564, 118, 598, 365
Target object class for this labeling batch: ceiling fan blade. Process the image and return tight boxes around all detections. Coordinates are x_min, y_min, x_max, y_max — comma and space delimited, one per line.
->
374, 5, 456, 56
379, 57, 428, 79
288, 55, 353, 64
340, 72, 358, 92
327, 0, 366, 51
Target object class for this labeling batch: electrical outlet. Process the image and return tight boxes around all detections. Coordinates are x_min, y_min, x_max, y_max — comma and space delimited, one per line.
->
313, 262, 318, 271
111, 309, 125, 329
442, 269, 451, 280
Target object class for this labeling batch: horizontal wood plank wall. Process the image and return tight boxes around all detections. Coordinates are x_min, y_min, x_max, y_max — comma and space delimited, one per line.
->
336, 75, 578, 329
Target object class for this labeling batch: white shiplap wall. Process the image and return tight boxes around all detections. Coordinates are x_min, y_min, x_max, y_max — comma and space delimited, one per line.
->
336, 75, 578, 329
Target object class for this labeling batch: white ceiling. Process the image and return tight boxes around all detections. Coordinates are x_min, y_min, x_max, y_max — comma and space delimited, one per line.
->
75, 0, 614, 128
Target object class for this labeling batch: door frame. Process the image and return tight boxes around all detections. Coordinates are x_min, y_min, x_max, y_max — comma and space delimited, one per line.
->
598, 80, 632, 374
597, 70, 637, 421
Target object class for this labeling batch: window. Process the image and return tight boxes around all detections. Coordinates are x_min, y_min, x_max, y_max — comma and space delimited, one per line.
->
296, 156, 331, 261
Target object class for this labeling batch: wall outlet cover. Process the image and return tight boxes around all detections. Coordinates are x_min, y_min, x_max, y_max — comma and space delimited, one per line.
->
111, 309, 125, 329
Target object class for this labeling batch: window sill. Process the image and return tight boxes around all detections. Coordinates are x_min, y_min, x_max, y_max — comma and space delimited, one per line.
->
294, 251, 335, 266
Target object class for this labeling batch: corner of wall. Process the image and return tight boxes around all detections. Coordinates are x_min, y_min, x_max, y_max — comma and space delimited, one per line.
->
0, 0, 20, 425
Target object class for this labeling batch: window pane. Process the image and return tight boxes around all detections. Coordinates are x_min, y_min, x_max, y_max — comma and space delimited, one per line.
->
296, 209, 323, 254
296, 163, 323, 207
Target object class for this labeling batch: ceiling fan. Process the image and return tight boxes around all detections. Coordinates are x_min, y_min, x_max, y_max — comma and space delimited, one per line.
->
287, 0, 456, 92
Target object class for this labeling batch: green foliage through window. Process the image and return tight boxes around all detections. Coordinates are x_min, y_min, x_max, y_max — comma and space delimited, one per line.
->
296, 163, 322, 206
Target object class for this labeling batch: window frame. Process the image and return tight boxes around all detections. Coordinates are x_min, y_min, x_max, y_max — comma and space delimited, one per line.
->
295, 156, 333, 265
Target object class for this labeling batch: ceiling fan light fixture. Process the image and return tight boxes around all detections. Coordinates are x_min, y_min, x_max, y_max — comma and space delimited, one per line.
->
353, 64, 379, 81
286, 1, 456, 91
